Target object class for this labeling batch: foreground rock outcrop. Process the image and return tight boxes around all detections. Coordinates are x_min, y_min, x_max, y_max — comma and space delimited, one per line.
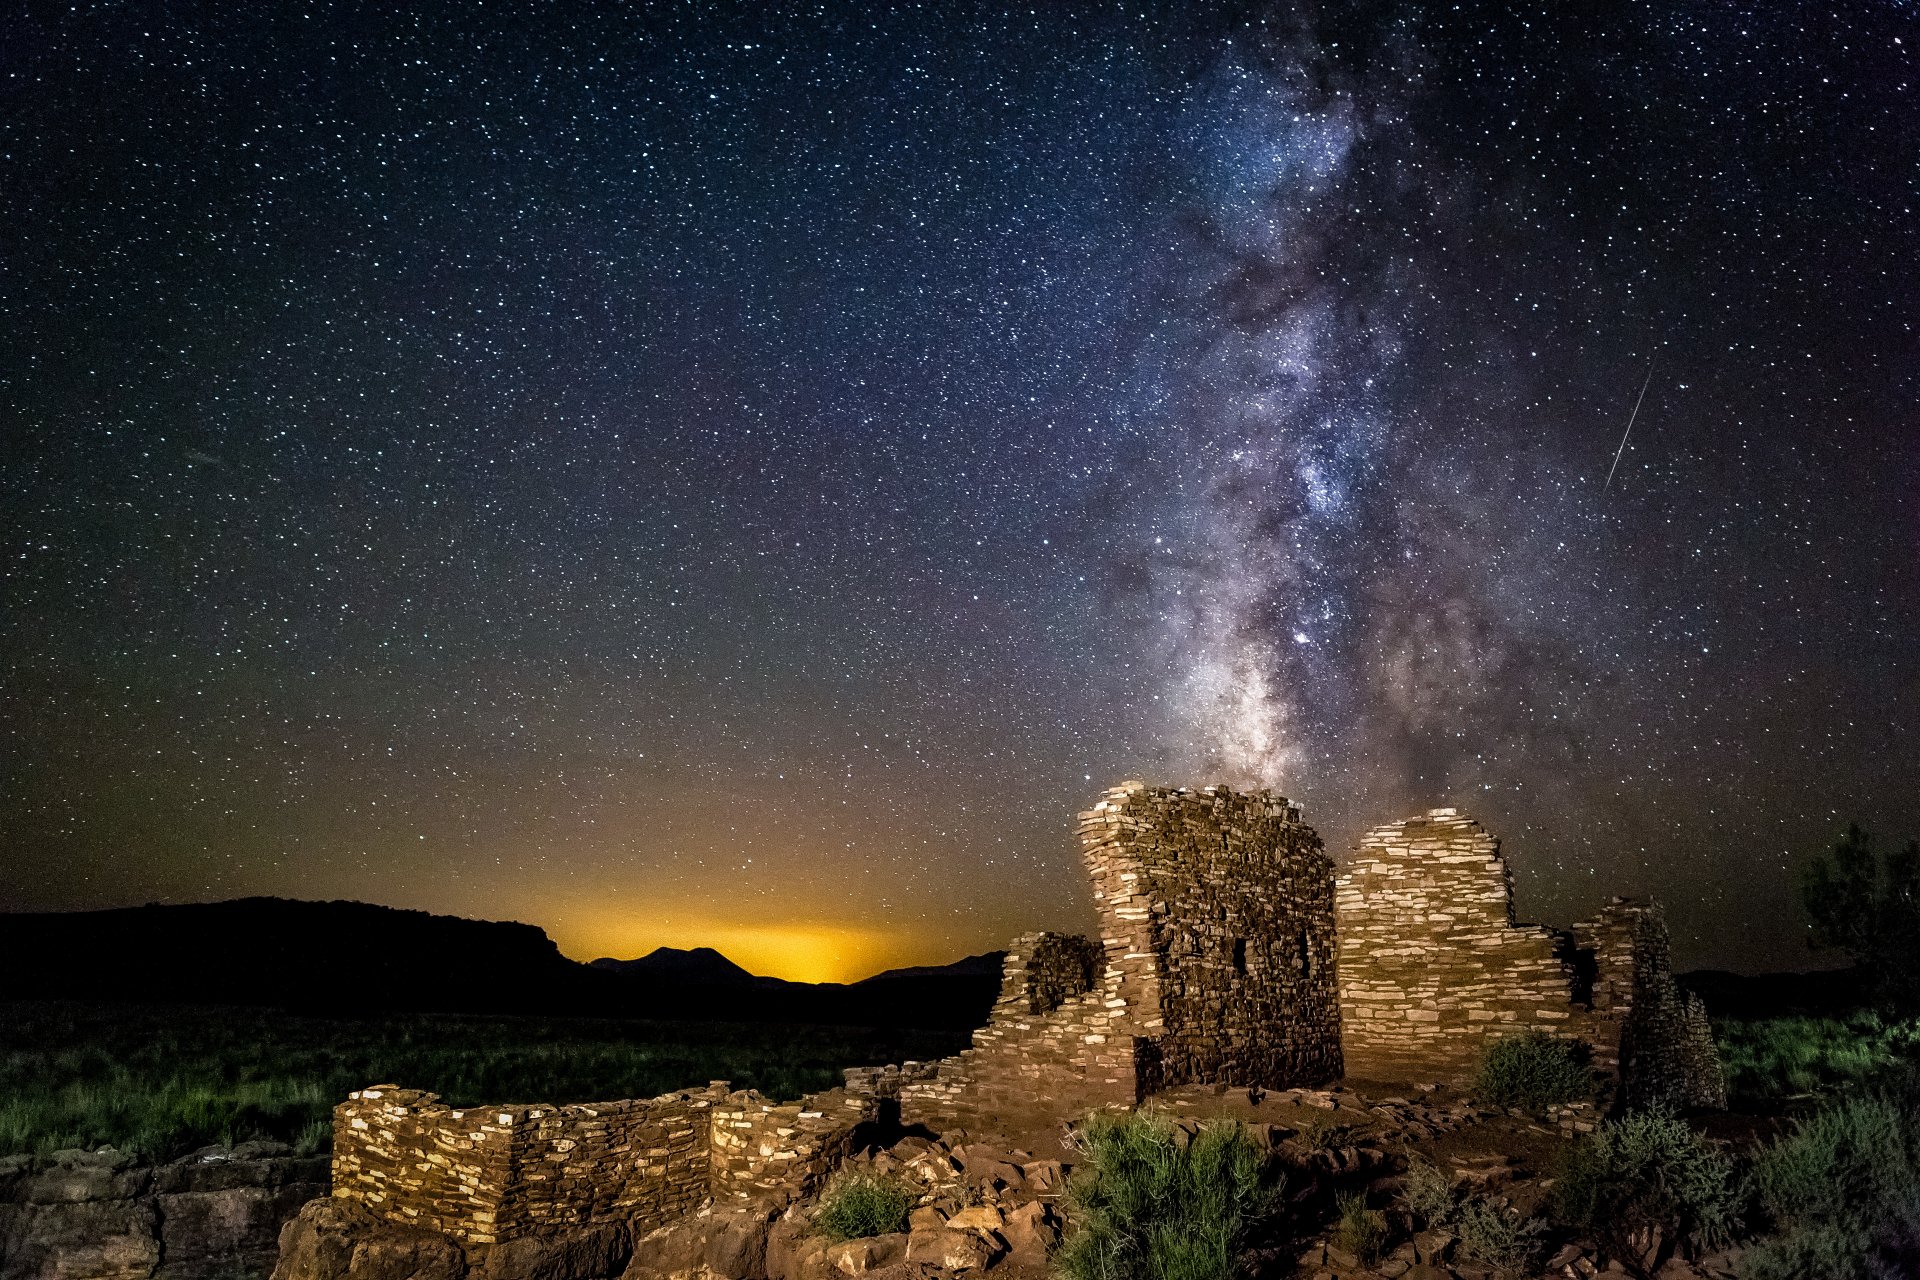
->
0, 1142, 328, 1280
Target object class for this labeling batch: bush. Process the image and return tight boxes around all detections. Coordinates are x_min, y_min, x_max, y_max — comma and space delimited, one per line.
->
811, 1170, 916, 1242
1054, 1110, 1279, 1280
1743, 1087, 1920, 1280
1454, 1198, 1546, 1274
1801, 825, 1920, 1009
1715, 1011, 1920, 1106
1398, 1155, 1456, 1229
1474, 1031, 1593, 1111
1553, 1109, 1740, 1276
1333, 1191, 1386, 1266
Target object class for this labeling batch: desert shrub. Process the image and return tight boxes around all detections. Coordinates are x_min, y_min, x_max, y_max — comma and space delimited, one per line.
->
1715, 1011, 1920, 1105
1743, 1088, 1920, 1280
1333, 1191, 1387, 1266
1474, 1031, 1593, 1110
1552, 1109, 1740, 1274
1801, 824, 1920, 1009
811, 1170, 916, 1242
1054, 1110, 1279, 1280
1454, 1198, 1546, 1274
1398, 1155, 1457, 1228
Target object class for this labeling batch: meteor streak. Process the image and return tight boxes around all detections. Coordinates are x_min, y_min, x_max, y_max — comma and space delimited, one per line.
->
1604, 360, 1657, 492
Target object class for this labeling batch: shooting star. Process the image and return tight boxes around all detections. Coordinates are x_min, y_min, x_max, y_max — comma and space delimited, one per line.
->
1604, 360, 1656, 492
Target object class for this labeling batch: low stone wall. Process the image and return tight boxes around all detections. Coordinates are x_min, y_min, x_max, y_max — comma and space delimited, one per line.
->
896, 932, 1143, 1136
0, 1142, 328, 1280
331, 1085, 724, 1248
709, 1088, 881, 1203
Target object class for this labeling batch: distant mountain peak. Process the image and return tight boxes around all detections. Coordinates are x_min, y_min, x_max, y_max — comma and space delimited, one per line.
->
588, 946, 760, 984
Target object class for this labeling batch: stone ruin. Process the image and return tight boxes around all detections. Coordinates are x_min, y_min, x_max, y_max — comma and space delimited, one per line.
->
314, 781, 1725, 1268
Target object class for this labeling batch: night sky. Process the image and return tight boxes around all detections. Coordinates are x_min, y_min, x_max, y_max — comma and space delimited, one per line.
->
4, 2, 1915, 981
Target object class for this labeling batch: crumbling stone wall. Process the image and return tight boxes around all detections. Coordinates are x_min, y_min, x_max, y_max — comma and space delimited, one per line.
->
1575, 901, 1728, 1110
899, 783, 1342, 1132
895, 931, 1144, 1135
1081, 782, 1342, 1089
1335, 809, 1726, 1109
331, 1079, 886, 1251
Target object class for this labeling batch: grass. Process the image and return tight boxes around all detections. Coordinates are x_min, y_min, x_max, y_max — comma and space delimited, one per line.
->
812, 1170, 917, 1242
1454, 1199, 1546, 1274
1743, 1081, 1920, 1280
1472, 1031, 1593, 1111
1333, 1190, 1386, 1266
0, 1001, 966, 1164
1397, 1154, 1456, 1229
1054, 1109, 1279, 1280
1714, 1011, 1920, 1106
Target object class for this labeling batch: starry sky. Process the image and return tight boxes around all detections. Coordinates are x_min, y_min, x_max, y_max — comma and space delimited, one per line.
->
4, 2, 1915, 982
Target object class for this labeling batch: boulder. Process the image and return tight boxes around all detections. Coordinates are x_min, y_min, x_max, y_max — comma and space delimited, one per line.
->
822, 1234, 905, 1276
763, 1216, 831, 1280
623, 1204, 777, 1280
942, 1207, 1001, 1233
269, 1197, 467, 1280
482, 1222, 630, 1280
20, 1150, 150, 1205
903, 1228, 996, 1271
156, 1184, 326, 1280
997, 1203, 1058, 1263
0, 1198, 161, 1280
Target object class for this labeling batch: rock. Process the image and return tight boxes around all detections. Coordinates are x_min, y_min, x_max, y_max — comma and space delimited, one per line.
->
943, 1206, 1002, 1233
0, 1198, 161, 1280
1376, 1261, 1410, 1278
997, 1202, 1058, 1263
1412, 1229, 1455, 1264
21, 1150, 150, 1205
1399, 1267, 1451, 1280
823, 1233, 905, 1275
270, 1197, 467, 1280
624, 1204, 775, 1280
156, 1184, 327, 1279
1017, 1160, 1064, 1195
483, 1221, 631, 1280
903, 1228, 996, 1271
1325, 1243, 1361, 1270
764, 1216, 831, 1280
906, 1207, 947, 1232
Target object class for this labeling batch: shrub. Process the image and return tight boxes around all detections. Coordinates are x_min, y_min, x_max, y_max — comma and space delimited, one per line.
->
1553, 1109, 1740, 1276
811, 1171, 916, 1242
1801, 824, 1920, 1009
1333, 1191, 1387, 1266
1054, 1110, 1279, 1280
1474, 1031, 1593, 1111
1743, 1088, 1920, 1280
1454, 1198, 1546, 1274
1398, 1155, 1457, 1229
1715, 1012, 1920, 1106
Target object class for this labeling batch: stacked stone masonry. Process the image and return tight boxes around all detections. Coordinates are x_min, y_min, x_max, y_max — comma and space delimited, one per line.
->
1335, 808, 1726, 1110
330, 1080, 877, 1252
898, 782, 1344, 1133
325, 783, 1725, 1262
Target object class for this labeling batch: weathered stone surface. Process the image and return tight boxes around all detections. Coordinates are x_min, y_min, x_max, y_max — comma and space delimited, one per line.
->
481, 1221, 630, 1280
822, 1233, 903, 1276
156, 1184, 327, 1280
622, 1203, 776, 1280
0, 1199, 160, 1280
997, 1202, 1058, 1263
19, 1150, 149, 1206
903, 1227, 995, 1271
762, 1216, 829, 1280
269, 1197, 467, 1280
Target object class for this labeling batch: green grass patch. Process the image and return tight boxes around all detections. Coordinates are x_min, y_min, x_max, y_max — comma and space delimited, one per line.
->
1473, 1031, 1593, 1111
1333, 1190, 1387, 1266
1714, 1011, 1920, 1106
0, 1001, 965, 1163
812, 1170, 917, 1242
1054, 1110, 1279, 1280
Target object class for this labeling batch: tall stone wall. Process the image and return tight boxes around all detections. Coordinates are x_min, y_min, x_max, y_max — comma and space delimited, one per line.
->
1335, 809, 1727, 1110
899, 783, 1343, 1133
1334, 809, 1582, 1082
1081, 782, 1342, 1090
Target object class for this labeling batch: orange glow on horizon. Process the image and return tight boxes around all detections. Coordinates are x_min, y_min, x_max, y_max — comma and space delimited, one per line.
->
547, 911, 914, 985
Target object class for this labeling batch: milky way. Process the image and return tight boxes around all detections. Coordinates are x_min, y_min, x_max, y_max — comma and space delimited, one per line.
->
3, 3, 1915, 976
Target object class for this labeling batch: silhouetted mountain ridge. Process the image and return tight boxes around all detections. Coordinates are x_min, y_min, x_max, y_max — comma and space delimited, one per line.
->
0, 898, 998, 1028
